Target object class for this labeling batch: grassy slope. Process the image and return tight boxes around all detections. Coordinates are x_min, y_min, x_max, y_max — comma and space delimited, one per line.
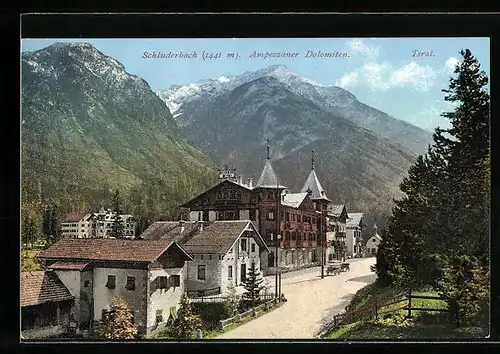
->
328, 282, 488, 340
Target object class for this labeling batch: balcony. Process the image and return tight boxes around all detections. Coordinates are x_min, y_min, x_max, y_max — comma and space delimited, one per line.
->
307, 240, 317, 248
335, 232, 346, 240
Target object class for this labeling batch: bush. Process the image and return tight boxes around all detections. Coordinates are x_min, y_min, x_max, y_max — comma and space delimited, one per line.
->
171, 293, 202, 338
191, 302, 231, 330
92, 297, 137, 339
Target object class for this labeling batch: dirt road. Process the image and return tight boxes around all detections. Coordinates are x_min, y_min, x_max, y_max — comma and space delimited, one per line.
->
215, 257, 376, 339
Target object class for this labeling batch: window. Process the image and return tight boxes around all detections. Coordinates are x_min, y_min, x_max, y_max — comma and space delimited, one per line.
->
291, 231, 296, 240
197, 265, 206, 280
209, 255, 212, 260
372, 238, 376, 243
252, 262, 255, 270
268, 211, 275, 220
285, 212, 290, 221
126, 276, 136, 291
251, 243, 256, 252
241, 238, 247, 251
228, 265, 233, 279
84, 280, 90, 287
200, 255, 204, 260
157, 276, 169, 289
169, 275, 180, 287
268, 233, 274, 241
291, 214, 295, 221
106, 275, 116, 289
297, 215, 302, 223
156, 309, 163, 324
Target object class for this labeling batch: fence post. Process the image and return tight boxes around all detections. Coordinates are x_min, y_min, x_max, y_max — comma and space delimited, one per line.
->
374, 299, 378, 321
334, 315, 337, 327
407, 288, 412, 318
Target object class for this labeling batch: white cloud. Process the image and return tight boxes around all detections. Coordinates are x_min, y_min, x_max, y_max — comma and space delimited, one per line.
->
336, 71, 359, 87
444, 57, 460, 73
389, 62, 437, 91
346, 39, 380, 59
336, 61, 437, 92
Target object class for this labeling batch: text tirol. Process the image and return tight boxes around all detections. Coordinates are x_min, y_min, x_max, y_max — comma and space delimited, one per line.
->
412, 49, 435, 57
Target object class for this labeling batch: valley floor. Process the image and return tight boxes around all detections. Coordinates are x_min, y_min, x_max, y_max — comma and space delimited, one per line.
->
215, 257, 376, 339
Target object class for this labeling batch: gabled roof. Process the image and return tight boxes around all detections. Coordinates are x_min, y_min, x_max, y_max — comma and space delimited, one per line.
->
301, 169, 330, 201
21, 271, 74, 307
38, 238, 192, 263
181, 179, 253, 208
346, 213, 364, 228
328, 204, 347, 218
181, 220, 270, 255
256, 159, 287, 189
139, 221, 200, 244
61, 212, 87, 223
281, 192, 308, 208
48, 261, 92, 271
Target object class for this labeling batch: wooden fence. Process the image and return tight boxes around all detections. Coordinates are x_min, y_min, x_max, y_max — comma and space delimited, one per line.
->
322, 288, 452, 336
189, 292, 276, 304
219, 298, 278, 329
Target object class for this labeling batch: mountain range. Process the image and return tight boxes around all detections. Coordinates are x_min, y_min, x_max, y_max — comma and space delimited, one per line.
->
156, 65, 433, 221
21, 42, 216, 214
22, 42, 433, 227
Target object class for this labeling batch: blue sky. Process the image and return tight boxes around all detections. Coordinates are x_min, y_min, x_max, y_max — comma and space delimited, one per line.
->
22, 38, 490, 132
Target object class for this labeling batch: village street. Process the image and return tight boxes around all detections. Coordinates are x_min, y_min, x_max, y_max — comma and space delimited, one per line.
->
215, 257, 377, 339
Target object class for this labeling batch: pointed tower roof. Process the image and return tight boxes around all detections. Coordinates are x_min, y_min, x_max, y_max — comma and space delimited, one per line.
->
301, 150, 330, 202
256, 138, 286, 189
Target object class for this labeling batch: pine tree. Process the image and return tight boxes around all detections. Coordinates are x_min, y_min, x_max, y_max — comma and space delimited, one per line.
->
171, 293, 202, 339
94, 297, 137, 339
438, 49, 490, 262
242, 263, 265, 308
110, 189, 124, 238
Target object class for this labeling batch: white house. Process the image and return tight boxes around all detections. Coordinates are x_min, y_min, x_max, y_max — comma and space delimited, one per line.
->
139, 220, 270, 296
346, 213, 365, 257
37, 237, 193, 337
60, 207, 137, 239
60, 213, 95, 238
365, 223, 382, 257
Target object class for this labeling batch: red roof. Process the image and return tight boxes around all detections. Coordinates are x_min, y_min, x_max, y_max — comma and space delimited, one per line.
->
21, 271, 74, 307
61, 212, 87, 223
38, 238, 187, 263
48, 261, 92, 271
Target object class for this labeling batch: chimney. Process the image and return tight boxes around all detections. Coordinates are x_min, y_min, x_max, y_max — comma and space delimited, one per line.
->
179, 220, 185, 234
239, 175, 243, 185
248, 178, 253, 189
198, 220, 204, 232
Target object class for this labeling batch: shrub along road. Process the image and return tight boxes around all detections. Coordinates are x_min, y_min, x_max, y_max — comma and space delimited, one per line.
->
215, 257, 376, 339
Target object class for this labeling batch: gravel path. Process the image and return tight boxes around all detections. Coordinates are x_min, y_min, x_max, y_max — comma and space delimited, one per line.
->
215, 257, 376, 339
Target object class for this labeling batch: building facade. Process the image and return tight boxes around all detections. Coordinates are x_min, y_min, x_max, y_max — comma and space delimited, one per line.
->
37, 238, 193, 337
139, 220, 270, 296
21, 271, 75, 339
60, 207, 137, 239
326, 204, 348, 261
346, 213, 365, 257
181, 147, 331, 274
366, 223, 382, 256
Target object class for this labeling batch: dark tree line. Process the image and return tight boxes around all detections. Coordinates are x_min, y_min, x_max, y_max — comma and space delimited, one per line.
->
374, 49, 489, 325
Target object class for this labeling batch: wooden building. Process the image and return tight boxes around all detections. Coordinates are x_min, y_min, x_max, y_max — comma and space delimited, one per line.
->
181, 146, 331, 273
